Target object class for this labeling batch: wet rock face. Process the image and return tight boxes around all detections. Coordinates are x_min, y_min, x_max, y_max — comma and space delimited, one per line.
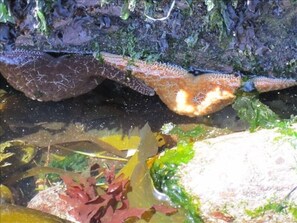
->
178, 125, 297, 222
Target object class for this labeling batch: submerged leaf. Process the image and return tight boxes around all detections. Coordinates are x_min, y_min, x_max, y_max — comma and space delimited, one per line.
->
99, 135, 141, 151
117, 123, 158, 178
4, 166, 82, 185
0, 204, 70, 223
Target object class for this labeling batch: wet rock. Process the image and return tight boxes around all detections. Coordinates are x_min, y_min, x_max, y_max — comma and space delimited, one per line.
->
178, 124, 297, 222
27, 185, 78, 223
56, 18, 95, 46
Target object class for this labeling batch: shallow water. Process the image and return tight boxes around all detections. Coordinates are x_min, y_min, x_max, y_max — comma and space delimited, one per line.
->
0, 74, 296, 219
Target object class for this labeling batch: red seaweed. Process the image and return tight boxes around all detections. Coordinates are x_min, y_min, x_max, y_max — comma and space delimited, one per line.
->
60, 169, 176, 223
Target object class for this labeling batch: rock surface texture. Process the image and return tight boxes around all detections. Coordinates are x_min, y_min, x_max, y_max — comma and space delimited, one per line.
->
179, 124, 297, 222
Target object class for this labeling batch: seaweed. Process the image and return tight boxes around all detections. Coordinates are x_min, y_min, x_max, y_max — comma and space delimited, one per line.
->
0, 0, 14, 23
60, 167, 177, 222
47, 153, 88, 182
161, 122, 206, 142
119, 30, 160, 62
232, 95, 280, 132
245, 201, 286, 218
276, 117, 297, 139
34, 0, 49, 35
245, 200, 297, 221
150, 141, 203, 223
233, 95, 297, 140
203, 0, 236, 41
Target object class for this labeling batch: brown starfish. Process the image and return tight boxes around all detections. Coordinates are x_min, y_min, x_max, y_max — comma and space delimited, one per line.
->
1, 50, 296, 117
0, 50, 154, 102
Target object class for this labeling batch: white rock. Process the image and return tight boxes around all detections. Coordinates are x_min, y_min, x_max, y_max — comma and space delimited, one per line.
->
178, 124, 297, 222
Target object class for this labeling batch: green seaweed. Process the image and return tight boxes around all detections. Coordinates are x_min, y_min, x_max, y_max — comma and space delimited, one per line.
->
246, 202, 286, 218
119, 30, 160, 62
47, 153, 88, 181
275, 117, 297, 139
203, 0, 233, 41
0, 0, 14, 23
233, 95, 297, 140
120, 0, 131, 20
289, 205, 297, 221
161, 123, 206, 142
246, 200, 297, 221
150, 141, 203, 223
232, 95, 280, 132
36, 10, 48, 34
120, 31, 144, 60
34, 0, 49, 34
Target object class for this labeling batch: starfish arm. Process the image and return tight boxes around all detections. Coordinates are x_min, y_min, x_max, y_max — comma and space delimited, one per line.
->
0, 50, 154, 101
0, 50, 103, 101
250, 77, 297, 93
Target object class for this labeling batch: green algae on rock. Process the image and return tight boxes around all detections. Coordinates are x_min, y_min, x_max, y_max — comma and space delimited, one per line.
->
150, 142, 203, 223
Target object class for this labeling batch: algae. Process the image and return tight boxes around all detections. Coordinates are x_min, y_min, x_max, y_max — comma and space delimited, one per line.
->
246, 200, 297, 221
161, 122, 206, 142
47, 153, 88, 182
0, 0, 14, 23
232, 95, 280, 132
233, 95, 297, 140
150, 141, 203, 223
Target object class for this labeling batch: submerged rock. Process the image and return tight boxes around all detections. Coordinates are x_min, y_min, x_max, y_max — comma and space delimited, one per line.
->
178, 124, 297, 222
27, 185, 78, 223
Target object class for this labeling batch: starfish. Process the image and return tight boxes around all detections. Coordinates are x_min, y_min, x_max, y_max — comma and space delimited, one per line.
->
0, 50, 296, 117
101, 52, 297, 116
0, 50, 154, 102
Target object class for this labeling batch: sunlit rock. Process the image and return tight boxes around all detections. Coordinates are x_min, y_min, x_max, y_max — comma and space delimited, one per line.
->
178, 124, 297, 222
28, 185, 78, 223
